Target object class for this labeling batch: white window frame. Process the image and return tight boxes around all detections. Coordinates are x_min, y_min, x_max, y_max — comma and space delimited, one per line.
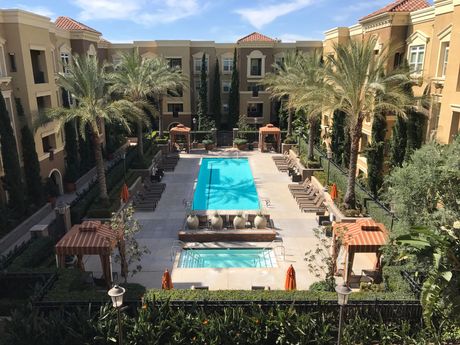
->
222, 57, 233, 73
194, 57, 208, 74
246, 50, 266, 78
223, 103, 229, 113
408, 45, 425, 75
0, 42, 6, 77
60, 52, 71, 74
222, 80, 231, 93
441, 44, 449, 78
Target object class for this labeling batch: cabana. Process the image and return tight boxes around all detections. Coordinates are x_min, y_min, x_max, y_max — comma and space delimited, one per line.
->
332, 219, 388, 284
55, 220, 118, 287
169, 123, 191, 153
258, 124, 281, 153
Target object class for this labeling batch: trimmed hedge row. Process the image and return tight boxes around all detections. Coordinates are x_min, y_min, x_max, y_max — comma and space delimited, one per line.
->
6, 237, 55, 272
145, 288, 416, 302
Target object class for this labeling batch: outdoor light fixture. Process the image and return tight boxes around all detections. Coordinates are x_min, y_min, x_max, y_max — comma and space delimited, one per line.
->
56, 201, 67, 215
335, 283, 352, 345
326, 146, 333, 188
108, 285, 126, 345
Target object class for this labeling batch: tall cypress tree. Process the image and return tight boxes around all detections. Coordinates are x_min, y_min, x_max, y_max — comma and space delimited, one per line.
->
21, 125, 44, 206
331, 110, 346, 166
366, 112, 387, 196
211, 58, 221, 129
0, 92, 25, 217
197, 53, 209, 130
405, 110, 425, 160
228, 48, 239, 129
78, 122, 95, 174
389, 115, 407, 169
64, 120, 80, 183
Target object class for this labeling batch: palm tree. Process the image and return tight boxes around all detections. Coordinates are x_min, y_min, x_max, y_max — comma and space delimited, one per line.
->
37, 55, 144, 201
318, 38, 412, 209
110, 51, 186, 157
264, 51, 324, 161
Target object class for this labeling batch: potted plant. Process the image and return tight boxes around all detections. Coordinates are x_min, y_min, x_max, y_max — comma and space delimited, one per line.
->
186, 211, 199, 230
282, 135, 297, 153
210, 211, 223, 230
254, 211, 267, 229
233, 138, 248, 150
202, 139, 214, 151
233, 211, 246, 229
63, 162, 79, 193
45, 178, 60, 207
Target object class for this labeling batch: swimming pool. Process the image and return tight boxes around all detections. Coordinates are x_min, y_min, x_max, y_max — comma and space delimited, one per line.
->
192, 158, 259, 210
178, 248, 276, 268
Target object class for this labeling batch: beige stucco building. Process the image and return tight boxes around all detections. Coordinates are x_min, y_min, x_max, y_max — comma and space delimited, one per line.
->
323, 0, 460, 176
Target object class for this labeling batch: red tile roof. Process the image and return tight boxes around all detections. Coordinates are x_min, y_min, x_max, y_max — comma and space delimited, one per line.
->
238, 32, 276, 43
55, 16, 101, 35
360, 0, 430, 21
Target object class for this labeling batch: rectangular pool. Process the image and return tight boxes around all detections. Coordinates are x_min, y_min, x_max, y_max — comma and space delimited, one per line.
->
178, 248, 276, 268
192, 158, 259, 210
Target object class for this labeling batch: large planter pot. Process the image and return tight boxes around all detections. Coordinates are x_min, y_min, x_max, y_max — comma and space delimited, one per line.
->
64, 181, 76, 193
233, 215, 246, 229
205, 144, 215, 151
210, 214, 223, 229
254, 214, 267, 229
237, 143, 247, 151
186, 215, 199, 229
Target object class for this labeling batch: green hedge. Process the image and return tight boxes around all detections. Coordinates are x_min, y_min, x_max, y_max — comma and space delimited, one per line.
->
383, 266, 414, 294
145, 289, 416, 302
44, 269, 145, 301
7, 238, 55, 272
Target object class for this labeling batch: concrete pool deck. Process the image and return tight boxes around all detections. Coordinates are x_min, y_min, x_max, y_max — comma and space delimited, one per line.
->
84, 149, 374, 290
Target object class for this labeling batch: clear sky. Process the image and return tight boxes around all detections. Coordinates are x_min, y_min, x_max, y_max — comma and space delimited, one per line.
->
2, 0, 432, 43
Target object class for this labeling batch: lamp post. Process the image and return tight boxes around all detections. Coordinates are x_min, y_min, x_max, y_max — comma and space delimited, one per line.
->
326, 146, 333, 189
335, 283, 352, 345
192, 117, 197, 143
122, 150, 126, 182
108, 285, 126, 345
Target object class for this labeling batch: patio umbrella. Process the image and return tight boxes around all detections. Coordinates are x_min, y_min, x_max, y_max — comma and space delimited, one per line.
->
330, 183, 338, 201
161, 269, 174, 290
284, 265, 296, 290
120, 183, 129, 203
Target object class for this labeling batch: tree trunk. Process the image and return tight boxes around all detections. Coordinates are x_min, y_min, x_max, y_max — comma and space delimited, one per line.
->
158, 96, 164, 137
287, 109, 293, 136
343, 116, 364, 209
92, 132, 109, 201
308, 117, 315, 161
137, 120, 144, 159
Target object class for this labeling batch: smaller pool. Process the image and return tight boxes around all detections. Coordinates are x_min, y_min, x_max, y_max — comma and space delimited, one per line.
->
178, 248, 276, 268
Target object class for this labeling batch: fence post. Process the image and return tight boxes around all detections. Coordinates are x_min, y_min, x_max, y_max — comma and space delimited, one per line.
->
233, 128, 239, 142
211, 128, 217, 145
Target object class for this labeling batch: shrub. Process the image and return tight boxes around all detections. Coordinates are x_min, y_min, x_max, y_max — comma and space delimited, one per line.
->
383, 266, 413, 294
7, 238, 55, 272
309, 280, 335, 292
202, 139, 214, 145
283, 136, 297, 144
233, 138, 247, 146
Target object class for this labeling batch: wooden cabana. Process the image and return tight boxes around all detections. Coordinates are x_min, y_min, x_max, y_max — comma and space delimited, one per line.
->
258, 124, 281, 153
169, 123, 191, 153
332, 219, 388, 284
55, 220, 118, 287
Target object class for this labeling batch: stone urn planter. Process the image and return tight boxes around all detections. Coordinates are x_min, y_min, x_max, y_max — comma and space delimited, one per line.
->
210, 211, 223, 229
186, 213, 199, 229
233, 213, 246, 229
254, 213, 267, 229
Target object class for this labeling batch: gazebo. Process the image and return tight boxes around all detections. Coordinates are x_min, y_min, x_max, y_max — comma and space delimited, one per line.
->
55, 220, 118, 287
258, 124, 281, 153
332, 219, 388, 284
169, 123, 191, 153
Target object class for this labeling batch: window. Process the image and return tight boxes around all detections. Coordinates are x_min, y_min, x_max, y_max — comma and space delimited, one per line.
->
247, 83, 264, 92
194, 79, 201, 95
409, 45, 425, 74
30, 49, 48, 84
36, 95, 51, 114
247, 103, 263, 117
9, 53, 17, 72
223, 104, 229, 113
41, 133, 56, 153
194, 57, 208, 74
393, 52, 403, 69
440, 43, 450, 77
167, 103, 184, 114
167, 58, 182, 70
61, 52, 70, 74
223, 57, 233, 73
275, 56, 284, 68
250, 58, 262, 76
222, 81, 231, 93
0, 46, 5, 76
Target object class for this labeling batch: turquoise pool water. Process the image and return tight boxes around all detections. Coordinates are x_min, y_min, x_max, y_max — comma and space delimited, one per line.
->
178, 248, 276, 268
192, 158, 259, 210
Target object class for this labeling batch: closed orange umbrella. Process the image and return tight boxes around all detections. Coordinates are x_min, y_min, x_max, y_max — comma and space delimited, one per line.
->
330, 183, 338, 201
285, 265, 296, 290
161, 269, 173, 290
120, 183, 129, 203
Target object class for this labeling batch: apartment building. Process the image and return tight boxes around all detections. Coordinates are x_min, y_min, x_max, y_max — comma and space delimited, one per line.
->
323, 0, 460, 176
0, 10, 102, 195
106, 33, 322, 130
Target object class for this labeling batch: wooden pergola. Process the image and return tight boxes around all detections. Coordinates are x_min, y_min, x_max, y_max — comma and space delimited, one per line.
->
332, 219, 388, 283
258, 124, 281, 153
169, 123, 191, 153
55, 220, 118, 287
